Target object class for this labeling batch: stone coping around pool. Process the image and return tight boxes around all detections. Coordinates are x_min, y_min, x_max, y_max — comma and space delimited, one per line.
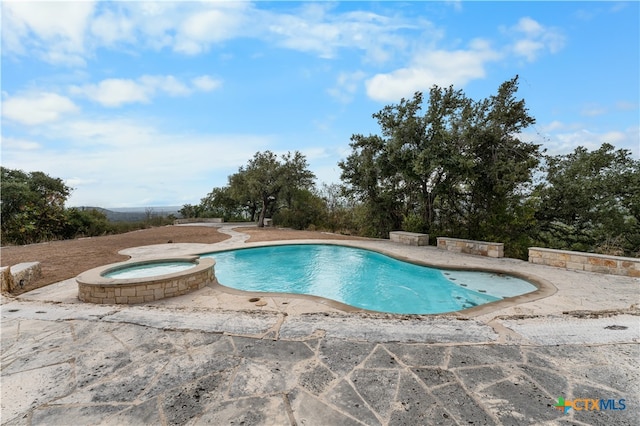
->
437, 237, 504, 258
199, 240, 557, 319
76, 256, 216, 304
529, 247, 640, 277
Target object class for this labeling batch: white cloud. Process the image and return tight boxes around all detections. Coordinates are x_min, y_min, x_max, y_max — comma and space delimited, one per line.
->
354, 15, 563, 89
514, 17, 544, 36
69, 74, 220, 107
70, 78, 151, 107
2, 92, 79, 125
540, 120, 576, 133
174, 3, 248, 55
365, 39, 501, 102
262, 5, 417, 63
522, 123, 640, 158
90, 8, 135, 46
0, 137, 42, 151
508, 17, 565, 62
64, 177, 97, 189
56, 118, 158, 148
2, 2, 424, 67
512, 39, 545, 62
328, 71, 367, 103
139, 75, 191, 97
192, 76, 223, 92
0, 116, 273, 207
2, 1, 95, 65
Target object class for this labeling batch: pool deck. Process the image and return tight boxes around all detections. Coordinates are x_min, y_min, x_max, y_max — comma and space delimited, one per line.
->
1, 224, 638, 425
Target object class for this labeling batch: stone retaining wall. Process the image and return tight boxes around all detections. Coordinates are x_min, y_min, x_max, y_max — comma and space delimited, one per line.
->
389, 231, 429, 246
528, 247, 640, 277
174, 218, 224, 224
437, 237, 504, 258
1, 262, 42, 293
77, 257, 216, 304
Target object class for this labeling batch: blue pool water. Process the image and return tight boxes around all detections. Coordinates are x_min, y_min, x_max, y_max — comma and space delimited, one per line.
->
103, 262, 195, 279
201, 245, 537, 314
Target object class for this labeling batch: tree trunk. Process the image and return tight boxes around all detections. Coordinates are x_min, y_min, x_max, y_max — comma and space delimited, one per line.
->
257, 198, 268, 227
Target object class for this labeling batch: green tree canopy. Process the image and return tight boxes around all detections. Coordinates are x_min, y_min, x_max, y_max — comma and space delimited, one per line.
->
339, 76, 542, 253
1, 167, 72, 244
535, 143, 640, 255
193, 151, 316, 227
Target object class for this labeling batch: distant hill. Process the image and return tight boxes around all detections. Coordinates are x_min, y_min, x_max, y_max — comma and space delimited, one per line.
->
75, 206, 183, 222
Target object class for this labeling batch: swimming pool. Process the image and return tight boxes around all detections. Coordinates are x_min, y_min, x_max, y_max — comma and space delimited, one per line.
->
201, 244, 537, 314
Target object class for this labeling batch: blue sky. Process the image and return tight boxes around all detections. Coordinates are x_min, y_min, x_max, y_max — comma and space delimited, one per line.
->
2, 1, 638, 208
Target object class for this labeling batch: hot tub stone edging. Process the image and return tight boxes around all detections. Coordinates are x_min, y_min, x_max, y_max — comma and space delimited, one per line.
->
77, 256, 216, 304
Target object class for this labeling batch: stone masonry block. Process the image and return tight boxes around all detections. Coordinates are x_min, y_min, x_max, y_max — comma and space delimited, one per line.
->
568, 256, 587, 265
121, 288, 137, 297
390, 231, 429, 246
549, 260, 566, 268
146, 283, 164, 290
565, 262, 585, 271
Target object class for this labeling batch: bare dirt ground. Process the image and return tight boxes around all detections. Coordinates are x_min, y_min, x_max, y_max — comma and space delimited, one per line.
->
1, 225, 361, 295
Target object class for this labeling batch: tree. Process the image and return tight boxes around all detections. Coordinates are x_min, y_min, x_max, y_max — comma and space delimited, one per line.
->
272, 188, 327, 230
460, 76, 541, 243
211, 151, 315, 227
371, 86, 472, 234
198, 187, 247, 220
1, 167, 72, 244
62, 207, 112, 239
339, 76, 542, 254
178, 204, 200, 219
317, 183, 359, 233
536, 143, 640, 255
339, 133, 403, 237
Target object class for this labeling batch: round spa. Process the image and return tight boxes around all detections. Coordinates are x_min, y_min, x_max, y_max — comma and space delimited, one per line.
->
76, 256, 215, 304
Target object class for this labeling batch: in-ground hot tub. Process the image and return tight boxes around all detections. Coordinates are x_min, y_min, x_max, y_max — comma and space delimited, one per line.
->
76, 256, 216, 304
